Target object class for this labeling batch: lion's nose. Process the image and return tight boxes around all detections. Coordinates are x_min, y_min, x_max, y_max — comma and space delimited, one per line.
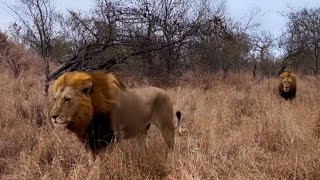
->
51, 115, 59, 119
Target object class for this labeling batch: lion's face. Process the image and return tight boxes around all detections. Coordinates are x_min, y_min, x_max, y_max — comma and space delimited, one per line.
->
280, 71, 296, 93
281, 76, 294, 92
50, 76, 94, 128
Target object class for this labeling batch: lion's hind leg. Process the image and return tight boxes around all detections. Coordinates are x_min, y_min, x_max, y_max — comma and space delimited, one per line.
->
159, 123, 176, 162
155, 119, 175, 151
153, 109, 175, 151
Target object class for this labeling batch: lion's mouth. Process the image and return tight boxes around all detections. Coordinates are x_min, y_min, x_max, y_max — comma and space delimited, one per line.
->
52, 119, 70, 125
283, 87, 290, 92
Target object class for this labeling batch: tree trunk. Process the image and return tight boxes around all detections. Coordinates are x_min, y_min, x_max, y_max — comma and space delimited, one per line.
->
315, 44, 319, 77
166, 46, 173, 73
222, 64, 230, 78
253, 63, 257, 78
42, 54, 50, 94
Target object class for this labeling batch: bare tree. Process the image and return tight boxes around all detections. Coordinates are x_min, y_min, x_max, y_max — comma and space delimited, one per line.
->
280, 7, 320, 75
249, 31, 276, 77
2, 0, 273, 80
3, 0, 59, 93
46, 0, 207, 78
0, 33, 22, 78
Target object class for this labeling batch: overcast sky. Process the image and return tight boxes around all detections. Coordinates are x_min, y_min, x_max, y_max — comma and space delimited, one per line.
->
0, 0, 319, 38
227, 0, 320, 36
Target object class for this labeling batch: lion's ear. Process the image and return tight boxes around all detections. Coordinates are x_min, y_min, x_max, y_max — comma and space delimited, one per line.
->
82, 80, 93, 97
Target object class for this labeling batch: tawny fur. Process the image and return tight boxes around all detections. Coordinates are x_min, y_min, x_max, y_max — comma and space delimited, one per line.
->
50, 71, 181, 165
278, 71, 297, 100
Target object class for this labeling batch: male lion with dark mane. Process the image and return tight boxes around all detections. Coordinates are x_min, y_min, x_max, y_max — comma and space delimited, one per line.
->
279, 71, 297, 100
50, 71, 181, 165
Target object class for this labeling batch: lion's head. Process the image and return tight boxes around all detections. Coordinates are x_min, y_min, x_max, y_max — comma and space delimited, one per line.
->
50, 72, 94, 129
50, 71, 124, 139
279, 71, 297, 100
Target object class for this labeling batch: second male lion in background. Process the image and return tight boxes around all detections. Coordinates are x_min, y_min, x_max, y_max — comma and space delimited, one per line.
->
278, 71, 297, 100
50, 71, 182, 165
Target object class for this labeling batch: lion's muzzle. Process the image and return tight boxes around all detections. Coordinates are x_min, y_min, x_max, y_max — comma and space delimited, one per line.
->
283, 86, 290, 92
51, 114, 70, 126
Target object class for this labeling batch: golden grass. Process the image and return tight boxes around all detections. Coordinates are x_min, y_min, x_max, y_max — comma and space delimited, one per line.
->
1, 68, 320, 180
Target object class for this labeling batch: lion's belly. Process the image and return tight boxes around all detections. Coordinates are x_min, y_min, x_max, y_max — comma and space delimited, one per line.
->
118, 106, 152, 134
117, 89, 156, 138
119, 126, 145, 138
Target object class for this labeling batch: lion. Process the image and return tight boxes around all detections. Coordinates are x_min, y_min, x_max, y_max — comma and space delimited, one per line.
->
279, 71, 297, 100
50, 71, 181, 165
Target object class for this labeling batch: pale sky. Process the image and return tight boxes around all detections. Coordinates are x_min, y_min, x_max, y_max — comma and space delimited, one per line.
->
227, 0, 320, 36
0, 0, 94, 30
0, 0, 320, 38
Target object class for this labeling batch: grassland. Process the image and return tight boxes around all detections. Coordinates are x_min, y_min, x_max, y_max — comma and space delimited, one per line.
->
1, 54, 320, 179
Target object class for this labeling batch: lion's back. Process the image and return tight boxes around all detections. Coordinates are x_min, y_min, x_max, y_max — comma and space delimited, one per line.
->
117, 86, 173, 126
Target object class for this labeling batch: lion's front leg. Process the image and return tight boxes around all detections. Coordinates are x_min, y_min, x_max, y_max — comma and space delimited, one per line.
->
114, 127, 129, 144
112, 119, 123, 144
110, 104, 123, 144
113, 130, 122, 143
87, 149, 97, 166
84, 142, 100, 166
137, 124, 151, 150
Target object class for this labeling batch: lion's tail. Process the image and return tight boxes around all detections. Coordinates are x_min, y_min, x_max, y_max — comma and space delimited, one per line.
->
175, 111, 182, 134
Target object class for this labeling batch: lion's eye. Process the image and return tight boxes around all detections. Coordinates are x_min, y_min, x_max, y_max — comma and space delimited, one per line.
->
64, 97, 71, 102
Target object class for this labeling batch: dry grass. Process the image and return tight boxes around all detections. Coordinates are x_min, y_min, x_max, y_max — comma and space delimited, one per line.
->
1, 63, 320, 180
